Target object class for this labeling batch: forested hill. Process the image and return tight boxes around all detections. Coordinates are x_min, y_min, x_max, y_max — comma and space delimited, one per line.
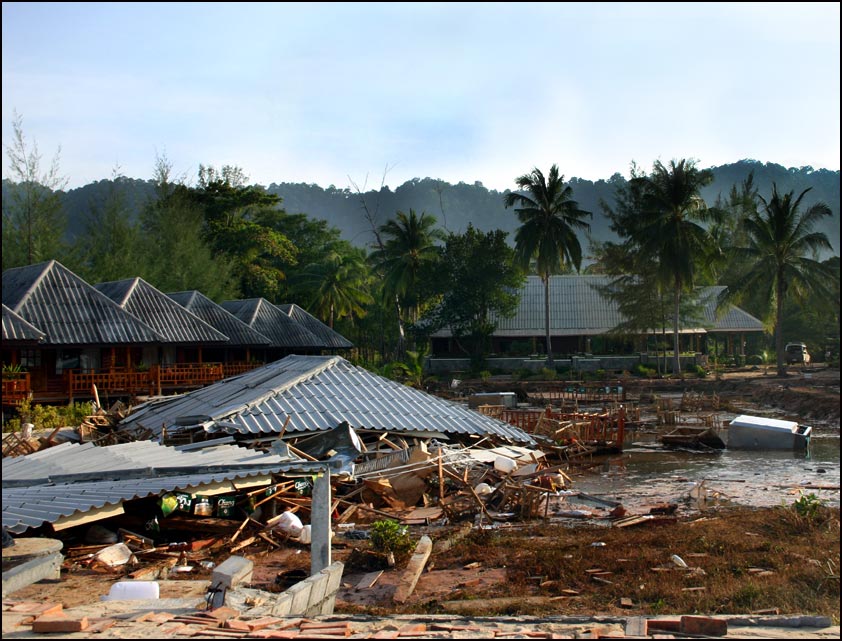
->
30, 160, 842, 256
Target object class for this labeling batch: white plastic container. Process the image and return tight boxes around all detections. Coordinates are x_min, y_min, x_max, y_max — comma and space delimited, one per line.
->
299, 524, 312, 544
474, 482, 493, 496
274, 511, 303, 537
494, 455, 517, 474
102, 580, 159, 601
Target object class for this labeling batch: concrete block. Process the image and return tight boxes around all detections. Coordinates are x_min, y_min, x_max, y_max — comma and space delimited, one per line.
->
270, 591, 293, 616
319, 561, 345, 615
285, 580, 313, 615
1, 552, 63, 597
303, 573, 329, 617
210, 555, 253, 608
680, 615, 728, 636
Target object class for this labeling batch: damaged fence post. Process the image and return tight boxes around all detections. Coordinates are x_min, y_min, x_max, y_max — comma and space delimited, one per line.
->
310, 466, 332, 575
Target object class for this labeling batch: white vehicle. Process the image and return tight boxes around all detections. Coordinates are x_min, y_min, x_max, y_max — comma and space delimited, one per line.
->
785, 342, 810, 365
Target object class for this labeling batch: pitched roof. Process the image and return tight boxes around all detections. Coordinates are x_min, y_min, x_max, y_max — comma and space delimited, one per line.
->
2, 304, 45, 343
278, 303, 353, 349
120, 354, 535, 445
220, 298, 325, 349
431, 275, 765, 338
2, 261, 163, 345
2, 440, 331, 534
167, 290, 272, 347
95, 278, 229, 344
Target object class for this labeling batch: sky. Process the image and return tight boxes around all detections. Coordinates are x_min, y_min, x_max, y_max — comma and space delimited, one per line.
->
2, 2, 840, 191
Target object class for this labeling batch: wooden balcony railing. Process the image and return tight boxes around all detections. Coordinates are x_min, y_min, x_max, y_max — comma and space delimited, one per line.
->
222, 361, 264, 378
2, 372, 32, 405
63, 363, 226, 401
153, 363, 225, 388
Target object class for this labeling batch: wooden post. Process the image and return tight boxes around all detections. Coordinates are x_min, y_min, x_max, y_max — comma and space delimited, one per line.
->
438, 451, 444, 501
311, 468, 332, 575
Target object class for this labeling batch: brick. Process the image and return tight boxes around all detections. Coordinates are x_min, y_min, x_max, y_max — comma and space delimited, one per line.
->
248, 631, 299, 639
371, 631, 400, 640
206, 606, 242, 621
86, 618, 117, 633
680, 616, 727, 637
223, 619, 251, 631
299, 621, 351, 631
646, 619, 681, 634
159, 623, 187, 635
9, 602, 63, 616
398, 623, 428, 635
245, 617, 284, 631
32, 615, 89, 633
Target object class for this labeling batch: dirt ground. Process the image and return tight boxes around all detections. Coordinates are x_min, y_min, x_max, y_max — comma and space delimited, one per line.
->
5, 367, 839, 633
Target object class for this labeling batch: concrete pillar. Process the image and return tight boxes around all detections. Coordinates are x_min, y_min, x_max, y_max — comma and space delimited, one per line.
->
310, 468, 332, 575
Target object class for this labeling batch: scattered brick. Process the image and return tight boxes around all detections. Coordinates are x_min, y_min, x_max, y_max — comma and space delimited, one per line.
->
206, 606, 242, 621
680, 615, 727, 637
398, 622, 428, 635
646, 619, 681, 634
86, 618, 117, 633
159, 623, 187, 635
370, 631, 400, 640
32, 615, 89, 633
9, 602, 63, 616
248, 631, 299, 639
244, 617, 284, 631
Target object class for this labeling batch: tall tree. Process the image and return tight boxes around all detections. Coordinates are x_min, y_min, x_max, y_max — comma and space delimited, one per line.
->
369, 209, 444, 329
295, 243, 373, 328
2, 112, 69, 268
423, 224, 524, 366
192, 165, 297, 301
139, 155, 237, 299
720, 184, 836, 375
630, 159, 715, 375
503, 165, 591, 366
72, 167, 143, 283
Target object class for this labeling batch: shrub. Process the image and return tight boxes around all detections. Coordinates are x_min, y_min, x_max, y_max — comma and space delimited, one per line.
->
370, 519, 414, 561
6, 399, 94, 433
746, 354, 764, 366
633, 363, 656, 378
537, 367, 557, 381
692, 364, 708, 378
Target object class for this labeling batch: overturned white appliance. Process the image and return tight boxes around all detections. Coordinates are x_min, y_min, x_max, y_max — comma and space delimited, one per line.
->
727, 414, 811, 451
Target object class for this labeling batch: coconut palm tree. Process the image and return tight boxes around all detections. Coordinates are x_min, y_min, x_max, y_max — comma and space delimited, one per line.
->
722, 184, 835, 376
503, 165, 591, 366
296, 246, 373, 328
369, 209, 443, 326
631, 159, 715, 375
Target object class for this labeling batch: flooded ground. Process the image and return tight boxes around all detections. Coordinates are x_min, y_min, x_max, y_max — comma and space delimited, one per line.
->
570, 432, 840, 514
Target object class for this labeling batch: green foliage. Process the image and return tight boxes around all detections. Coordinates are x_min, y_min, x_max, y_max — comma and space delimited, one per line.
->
2, 362, 23, 374
633, 363, 656, 378
746, 354, 764, 365
513, 368, 533, 381
792, 491, 827, 521
479, 370, 492, 382
692, 364, 708, 377
369, 520, 414, 558
7, 399, 94, 432
538, 367, 557, 381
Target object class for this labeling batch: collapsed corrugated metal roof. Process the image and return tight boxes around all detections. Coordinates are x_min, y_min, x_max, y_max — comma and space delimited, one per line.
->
2, 260, 164, 345
431, 275, 765, 337
120, 355, 535, 445
168, 290, 272, 347
95, 278, 230, 345
1, 439, 341, 534
277, 303, 354, 349
2, 303, 45, 343
221, 298, 326, 349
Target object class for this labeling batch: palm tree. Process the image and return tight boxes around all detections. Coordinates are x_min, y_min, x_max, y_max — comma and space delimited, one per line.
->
503, 165, 591, 366
722, 184, 835, 376
369, 209, 443, 327
632, 159, 715, 375
296, 246, 373, 328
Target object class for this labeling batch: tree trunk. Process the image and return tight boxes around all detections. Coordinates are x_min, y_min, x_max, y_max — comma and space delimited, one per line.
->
775, 270, 786, 376
543, 275, 554, 367
672, 283, 681, 376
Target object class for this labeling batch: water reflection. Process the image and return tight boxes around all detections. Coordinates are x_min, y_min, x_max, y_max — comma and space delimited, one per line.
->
571, 435, 840, 511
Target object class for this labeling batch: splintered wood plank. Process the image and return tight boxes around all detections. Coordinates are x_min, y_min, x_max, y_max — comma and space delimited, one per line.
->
356, 570, 384, 590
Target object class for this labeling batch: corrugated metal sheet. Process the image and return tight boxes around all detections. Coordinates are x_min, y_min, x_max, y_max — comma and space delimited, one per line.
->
220, 298, 325, 348
2, 303, 45, 343
432, 275, 765, 337
120, 355, 535, 444
277, 304, 354, 349
95, 278, 230, 344
2, 440, 291, 483
168, 290, 272, 346
2, 440, 336, 534
2, 261, 163, 345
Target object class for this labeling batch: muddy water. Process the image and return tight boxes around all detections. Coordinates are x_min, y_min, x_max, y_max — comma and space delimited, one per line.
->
569, 433, 840, 514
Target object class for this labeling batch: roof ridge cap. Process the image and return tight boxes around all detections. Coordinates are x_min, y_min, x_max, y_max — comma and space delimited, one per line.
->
11, 260, 54, 314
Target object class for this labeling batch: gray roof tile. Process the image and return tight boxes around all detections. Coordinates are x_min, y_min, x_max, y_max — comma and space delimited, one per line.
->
2, 261, 163, 345
95, 278, 230, 344
277, 304, 353, 349
2, 303, 45, 343
168, 290, 272, 346
220, 298, 325, 348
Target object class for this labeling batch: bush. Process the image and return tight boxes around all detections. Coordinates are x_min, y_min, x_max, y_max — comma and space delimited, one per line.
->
692, 364, 708, 378
633, 363, 656, 378
5, 399, 94, 433
513, 368, 533, 381
370, 519, 414, 561
537, 367, 557, 381
746, 354, 764, 366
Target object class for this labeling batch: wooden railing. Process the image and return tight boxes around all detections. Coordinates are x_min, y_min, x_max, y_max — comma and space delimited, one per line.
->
478, 405, 626, 450
63, 363, 226, 401
2, 372, 31, 405
528, 383, 626, 404
222, 361, 264, 378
